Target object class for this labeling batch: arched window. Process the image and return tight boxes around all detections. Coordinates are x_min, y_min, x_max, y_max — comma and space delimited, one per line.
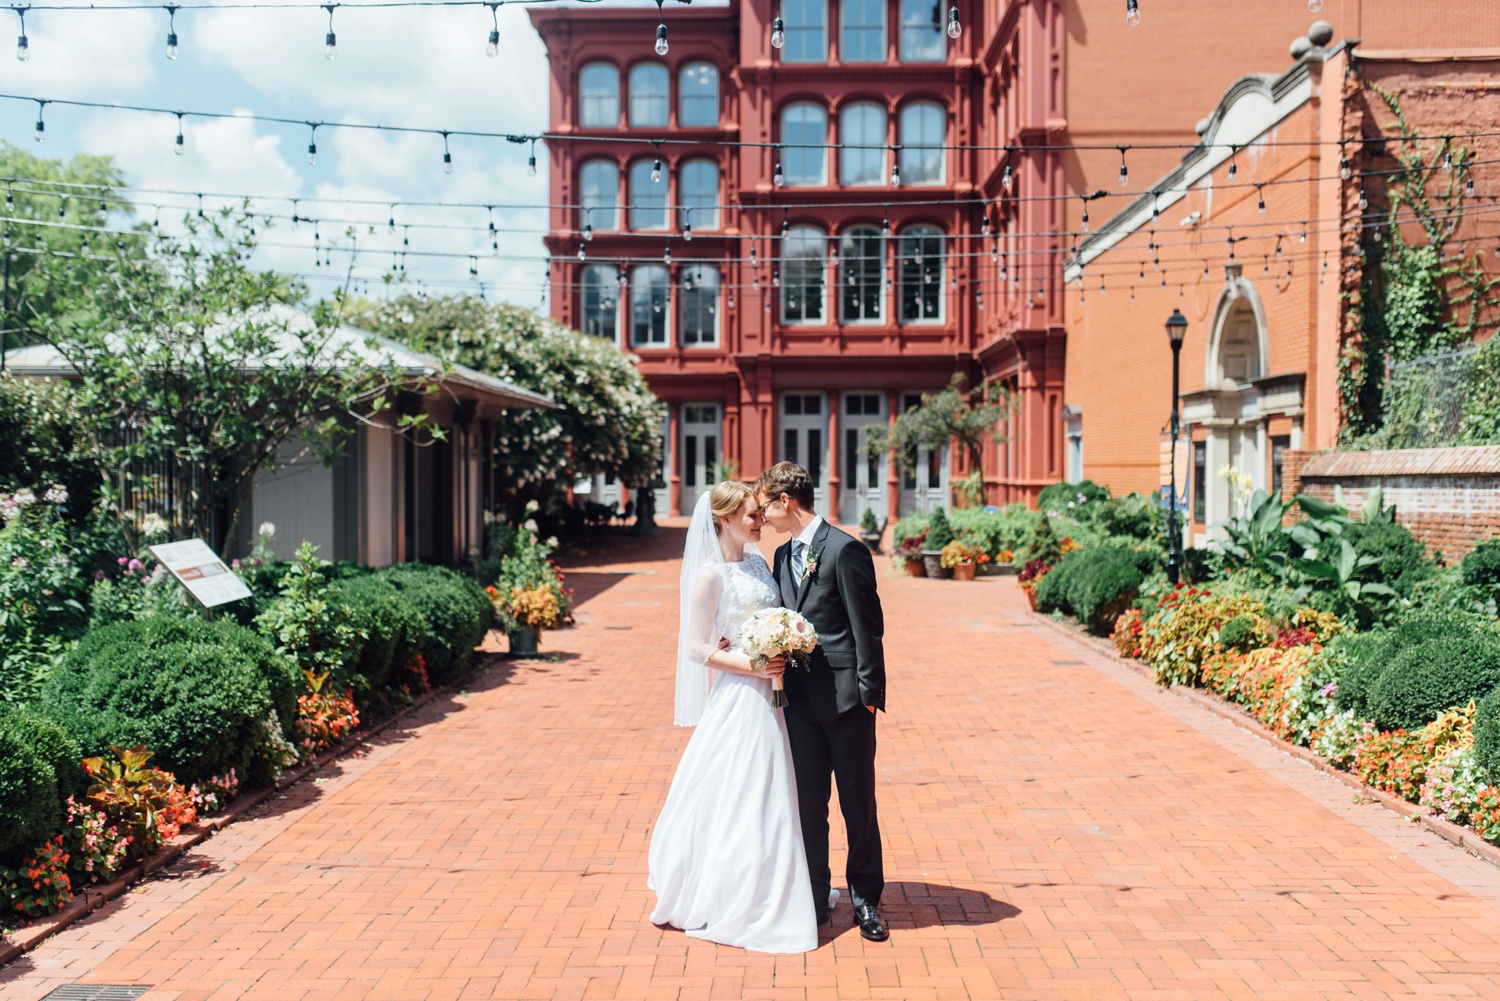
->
782, 0, 827, 63
899, 0, 945, 62
579, 63, 620, 127
630, 265, 670, 346
628, 159, 667, 230
842, 0, 886, 62
581, 265, 619, 342
679, 159, 719, 231
840, 226, 884, 323
839, 102, 887, 186
628, 63, 669, 128
782, 225, 827, 324
899, 226, 943, 322
680, 265, 720, 346
899, 102, 946, 184
781, 103, 828, 185
678, 62, 720, 127
579, 159, 619, 231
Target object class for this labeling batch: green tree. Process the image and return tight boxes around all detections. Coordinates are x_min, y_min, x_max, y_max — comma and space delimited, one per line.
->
346, 294, 664, 519
862, 374, 1013, 506
0, 141, 134, 359
21, 210, 440, 553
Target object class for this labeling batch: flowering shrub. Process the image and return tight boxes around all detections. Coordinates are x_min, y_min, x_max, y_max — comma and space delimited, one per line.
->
89, 551, 196, 626
59, 796, 132, 886
1200, 645, 1330, 742
1354, 728, 1428, 800
488, 583, 563, 632
294, 670, 360, 754
1474, 787, 1500, 844
391, 653, 431, 697
939, 540, 984, 569
254, 709, 300, 774
1058, 537, 1080, 556
1420, 748, 1489, 826
0, 485, 88, 703
1138, 587, 1267, 687
997, 549, 1015, 564
0, 836, 72, 917
188, 770, 240, 816
1311, 709, 1376, 769
1112, 607, 1145, 658
155, 780, 198, 843
83, 745, 179, 859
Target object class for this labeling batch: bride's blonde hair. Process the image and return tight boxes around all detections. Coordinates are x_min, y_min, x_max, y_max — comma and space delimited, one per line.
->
710, 480, 754, 534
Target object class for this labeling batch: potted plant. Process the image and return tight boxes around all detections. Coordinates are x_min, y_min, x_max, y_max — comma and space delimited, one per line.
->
488, 583, 562, 656
858, 508, 883, 553
897, 531, 927, 576
922, 509, 956, 579
940, 539, 987, 581
990, 549, 1017, 576
1017, 559, 1052, 611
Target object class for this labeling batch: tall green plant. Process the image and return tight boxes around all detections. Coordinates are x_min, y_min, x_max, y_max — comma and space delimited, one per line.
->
255, 542, 363, 690
862, 374, 1013, 506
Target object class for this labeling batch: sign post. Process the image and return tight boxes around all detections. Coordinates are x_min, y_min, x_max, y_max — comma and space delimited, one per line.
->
148, 539, 253, 610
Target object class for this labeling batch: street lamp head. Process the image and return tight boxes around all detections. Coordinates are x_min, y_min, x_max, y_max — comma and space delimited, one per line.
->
1166, 308, 1188, 348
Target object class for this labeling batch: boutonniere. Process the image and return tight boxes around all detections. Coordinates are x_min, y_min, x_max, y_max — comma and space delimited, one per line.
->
802, 548, 821, 582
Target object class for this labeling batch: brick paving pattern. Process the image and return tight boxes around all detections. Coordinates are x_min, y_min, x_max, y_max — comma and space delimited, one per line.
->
3, 524, 1500, 1000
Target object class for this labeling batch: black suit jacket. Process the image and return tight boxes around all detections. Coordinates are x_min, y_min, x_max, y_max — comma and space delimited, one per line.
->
774, 520, 886, 713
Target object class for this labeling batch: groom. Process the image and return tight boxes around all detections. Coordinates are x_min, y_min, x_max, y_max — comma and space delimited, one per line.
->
755, 461, 888, 942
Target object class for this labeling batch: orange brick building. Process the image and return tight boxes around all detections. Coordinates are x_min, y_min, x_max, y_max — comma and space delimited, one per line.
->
1065, 35, 1500, 543
529, 1, 1500, 519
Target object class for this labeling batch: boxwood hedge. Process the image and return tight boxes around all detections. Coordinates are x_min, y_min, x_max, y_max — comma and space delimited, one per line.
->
1475, 685, 1500, 785
1331, 610, 1494, 718
0, 707, 80, 861
330, 573, 426, 695
1366, 634, 1500, 732
41, 617, 299, 786
375, 564, 492, 685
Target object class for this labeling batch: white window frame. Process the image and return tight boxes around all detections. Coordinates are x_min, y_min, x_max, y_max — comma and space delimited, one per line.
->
899, 0, 946, 62
782, 0, 828, 64
781, 225, 828, 325
839, 102, 887, 186
579, 159, 619, 232
781, 102, 828, 186
899, 101, 946, 185
579, 62, 621, 128
630, 264, 671, 347
628, 62, 670, 128
841, 0, 886, 62
899, 226, 944, 324
679, 159, 720, 231
680, 265, 720, 347
628, 159, 667, 231
678, 62, 720, 127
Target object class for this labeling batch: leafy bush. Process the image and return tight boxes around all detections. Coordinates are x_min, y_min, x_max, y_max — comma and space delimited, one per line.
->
330, 574, 425, 695
41, 617, 298, 787
1032, 551, 1080, 615
1037, 479, 1111, 511
1034, 544, 1149, 634
1, 489, 91, 702
0, 723, 62, 862
1345, 518, 1436, 598
1216, 614, 1261, 653
1475, 685, 1500, 784
924, 508, 955, 551
1018, 512, 1061, 567
1138, 588, 1267, 687
1462, 538, 1500, 589
376, 564, 493, 684
948, 505, 1037, 560
256, 542, 363, 693
1330, 610, 1497, 718
0, 373, 98, 523
1, 705, 84, 801
891, 512, 929, 552
1367, 635, 1500, 732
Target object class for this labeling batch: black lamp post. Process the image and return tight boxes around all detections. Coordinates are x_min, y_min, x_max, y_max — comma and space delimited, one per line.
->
1165, 308, 1188, 585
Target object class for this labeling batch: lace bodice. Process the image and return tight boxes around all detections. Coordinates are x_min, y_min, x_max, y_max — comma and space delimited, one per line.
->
715, 552, 781, 647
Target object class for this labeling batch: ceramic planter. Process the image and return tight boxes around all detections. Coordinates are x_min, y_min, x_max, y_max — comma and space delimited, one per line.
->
508, 627, 540, 657
904, 555, 927, 577
952, 563, 977, 581
860, 532, 882, 554
922, 551, 953, 579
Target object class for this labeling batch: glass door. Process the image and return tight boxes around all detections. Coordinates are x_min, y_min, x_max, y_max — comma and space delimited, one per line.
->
679, 403, 721, 514
839, 392, 887, 526
897, 391, 948, 513
778, 393, 829, 515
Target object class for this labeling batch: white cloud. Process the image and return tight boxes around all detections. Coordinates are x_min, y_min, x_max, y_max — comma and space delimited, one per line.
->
0, 8, 157, 100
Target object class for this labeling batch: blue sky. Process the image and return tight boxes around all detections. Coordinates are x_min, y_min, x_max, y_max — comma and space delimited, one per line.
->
0, 0, 559, 305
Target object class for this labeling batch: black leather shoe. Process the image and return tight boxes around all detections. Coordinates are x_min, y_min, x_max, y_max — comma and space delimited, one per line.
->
816, 912, 830, 927
853, 903, 889, 942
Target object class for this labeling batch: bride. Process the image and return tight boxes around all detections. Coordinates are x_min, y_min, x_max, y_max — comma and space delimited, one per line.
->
647, 480, 819, 953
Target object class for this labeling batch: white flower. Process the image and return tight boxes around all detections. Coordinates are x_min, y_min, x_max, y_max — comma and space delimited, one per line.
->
140, 513, 170, 539
524, 499, 540, 515
42, 484, 69, 505
546, 536, 559, 548
258, 521, 277, 538
483, 510, 496, 525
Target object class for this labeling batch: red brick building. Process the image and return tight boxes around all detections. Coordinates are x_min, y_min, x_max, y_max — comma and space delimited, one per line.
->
528, 0, 1499, 519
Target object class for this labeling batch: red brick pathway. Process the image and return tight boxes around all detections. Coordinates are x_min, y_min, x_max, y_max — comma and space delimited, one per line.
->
4, 524, 1500, 1000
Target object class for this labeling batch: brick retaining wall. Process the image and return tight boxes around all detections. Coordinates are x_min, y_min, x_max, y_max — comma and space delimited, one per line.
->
1284, 446, 1500, 560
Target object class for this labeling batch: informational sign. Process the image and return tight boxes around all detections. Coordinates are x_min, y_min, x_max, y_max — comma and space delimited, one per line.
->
148, 539, 253, 608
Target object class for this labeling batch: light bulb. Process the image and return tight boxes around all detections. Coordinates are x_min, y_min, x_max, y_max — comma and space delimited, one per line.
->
1228, 159, 1237, 179
889, 163, 901, 187
324, 31, 336, 60
773, 162, 784, 187
1257, 198, 1266, 217
1358, 189, 1368, 210
486, 29, 499, 58
1340, 157, 1351, 181
651, 158, 662, 183
881, 218, 890, 237
444, 152, 454, 174
174, 132, 185, 155
528, 152, 537, 176
1081, 209, 1089, 232
1119, 163, 1128, 186
1441, 150, 1453, 173
1466, 175, 1475, 197
655, 23, 669, 55
1125, 0, 1141, 27
771, 17, 785, 49
583, 222, 593, 241
33, 118, 43, 143
684, 223, 693, 241
16, 33, 28, 61
166, 32, 178, 60
1308, 0, 1323, 10
663, 246, 671, 263
308, 143, 317, 166
577, 245, 586, 261
946, 7, 961, 38
1001, 164, 1013, 191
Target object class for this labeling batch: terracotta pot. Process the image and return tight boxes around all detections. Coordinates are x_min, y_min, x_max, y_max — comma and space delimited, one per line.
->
904, 555, 927, 578
922, 552, 953, 579
1022, 584, 1038, 611
508, 627, 540, 657
952, 562, 977, 582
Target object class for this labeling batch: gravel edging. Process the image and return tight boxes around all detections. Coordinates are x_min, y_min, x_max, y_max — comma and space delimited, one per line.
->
1028, 609, 1500, 871
0, 652, 506, 967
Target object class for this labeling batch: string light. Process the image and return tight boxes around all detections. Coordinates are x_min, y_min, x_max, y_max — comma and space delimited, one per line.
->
322, 3, 336, 59
889, 149, 901, 188
1001, 162, 1013, 192
1358, 186, 1368, 211
1256, 183, 1266, 217
1339, 142, 1352, 180
582, 220, 592, 241
174, 112, 185, 155
1308, 0, 1323, 10
653, 0, 667, 55
651, 146, 662, 184
1227, 145, 1238, 180
485, 1, 499, 57
771, 0, 784, 49
1118, 147, 1129, 187
32, 100, 43, 143
1465, 172, 1475, 197
1125, 0, 1140, 27
946, 4, 960, 39
576, 242, 585, 261
14, 6, 27, 61
306, 123, 318, 166
772, 149, 784, 188
164, 5, 178, 59
1441, 138, 1453, 173
442, 132, 453, 173
528, 138, 537, 177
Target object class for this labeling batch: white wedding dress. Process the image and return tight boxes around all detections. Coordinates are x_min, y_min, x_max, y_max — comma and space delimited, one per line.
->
647, 550, 819, 953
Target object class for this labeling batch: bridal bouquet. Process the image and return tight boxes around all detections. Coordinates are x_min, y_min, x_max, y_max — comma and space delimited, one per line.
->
738, 608, 819, 708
